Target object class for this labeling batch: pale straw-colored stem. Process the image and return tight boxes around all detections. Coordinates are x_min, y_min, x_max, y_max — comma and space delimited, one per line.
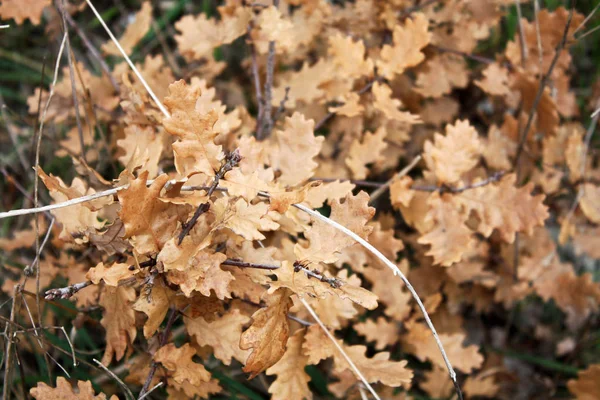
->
299, 297, 381, 400
83, 0, 170, 118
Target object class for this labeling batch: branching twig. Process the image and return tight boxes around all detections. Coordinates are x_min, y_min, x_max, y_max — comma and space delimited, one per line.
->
138, 307, 178, 398
411, 171, 506, 194
273, 86, 290, 122
514, 8, 573, 166
45, 281, 93, 301
369, 155, 422, 204
293, 261, 342, 289
178, 150, 241, 244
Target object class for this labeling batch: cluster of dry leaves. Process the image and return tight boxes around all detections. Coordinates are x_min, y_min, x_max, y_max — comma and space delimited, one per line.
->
1, 0, 600, 399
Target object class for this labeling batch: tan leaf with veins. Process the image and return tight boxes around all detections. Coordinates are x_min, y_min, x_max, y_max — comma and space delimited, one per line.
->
175, 6, 251, 60
100, 286, 137, 365
185, 309, 251, 366
423, 120, 482, 184
346, 127, 388, 179
165, 250, 231, 299
415, 54, 469, 98
328, 33, 373, 80
269, 181, 322, 213
163, 80, 223, 176
270, 112, 324, 186
0, 0, 50, 25
377, 13, 430, 79
418, 192, 474, 267
355, 317, 400, 350
568, 363, 600, 400
372, 82, 421, 124
252, 6, 294, 54
580, 184, 600, 223
464, 371, 500, 399
154, 343, 211, 385
475, 63, 510, 96
133, 279, 174, 338
240, 288, 293, 378
455, 174, 549, 243
214, 198, 280, 241
329, 92, 364, 117
102, 2, 152, 56
266, 330, 313, 400
117, 124, 164, 179
87, 262, 135, 287
421, 366, 454, 399
402, 321, 483, 373
221, 168, 274, 202
363, 261, 412, 321
333, 345, 413, 387
295, 191, 374, 264
118, 172, 190, 254
303, 180, 355, 209
30, 377, 115, 400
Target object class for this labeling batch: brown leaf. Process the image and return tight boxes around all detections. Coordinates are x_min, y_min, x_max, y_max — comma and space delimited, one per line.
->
133, 279, 175, 338
345, 127, 388, 179
240, 288, 293, 378
100, 286, 137, 365
102, 2, 152, 56
568, 363, 600, 400
30, 377, 115, 400
0, 0, 50, 25
266, 329, 313, 400
154, 343, 211, 385
355, 316, 400, 350
185, 308, 251, 366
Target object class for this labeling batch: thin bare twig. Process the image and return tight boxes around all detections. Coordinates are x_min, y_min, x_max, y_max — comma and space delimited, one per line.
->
273, 86, 290, 122
369, 155, 422, 204
533, 0, 544, 70
431, 45, 496, 65
411, 171, 506, 194
299, 298, 381, 400
513, 9, 573, 166
64, 12, 120, 92
58, 0, 87, 162
138, 307, 178, 398
222, 259, 280, 270
94, 359, 136, 400
45, 281, 93, 301
0, 94, 29, 173
178, 150, 241, 244
293, 261, 343, 289
573, 2, 600, 34
514, 0, 528, 66
84, 0, 170, 118
577, 24, 600, 44
2, 285, 20, 400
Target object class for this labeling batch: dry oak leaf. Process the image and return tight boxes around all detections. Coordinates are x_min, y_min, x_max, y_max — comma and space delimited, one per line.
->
164, 248, 231, 299
482, 124, 516, 171
100, 286, 137, 365
0, 216, 46, 251
154, 343, 211, 386
423, 119, 482, 184
87, 220, 129, 256
302, 324, 336, 365
535, 270, 600, 325
333, 345, 413, 388
272, 60, 335, 108
328, 32, 374, 80
372, 82, 421, 124
133, 279, 175, 338
415, 54, 469, 98
252, 5, 295, 54
86, 261, 136, 287
328, 92, 364, 118
185, 308, 251, 366
163, 80, 223, 176
240, 288, 293, 379
269, 181, 323, 213
455, 173, 549, 243
271, 261, 378, 310
175, 6, 251, 60
418, 192, 474, 267
116, 124, 165, 179
363, 260, 412, 321
38, 168, 108, 241
513, 73, 559, 136
102, 2, 152, 55
295, 191, 375, 264
566, 132, 584, 182
475, 63, 511, 96
421, 366, 454, 399
213, 197, 280, 241
355, 316, 400, 350
377, 12, 430, 79
167, 377, 222, 400
463, 371, 500, 399
118, 172, 190, 254
303, 179, 355, 209
0, 0, 50, 25
30, 377, 116, 400
402, 321, 483, 373
346, 127, 388, 179
579, 184, 600, 224
266, 329, 313, 400
269, 112, 324, 186
568, 363, 600, 400
222, 167, 275, 202
390, 175, 415, 209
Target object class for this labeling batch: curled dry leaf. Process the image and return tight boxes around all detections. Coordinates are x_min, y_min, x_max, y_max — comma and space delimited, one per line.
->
154, 343, 212, 386
240, 288, 293, 379
30, 377, 116, 400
